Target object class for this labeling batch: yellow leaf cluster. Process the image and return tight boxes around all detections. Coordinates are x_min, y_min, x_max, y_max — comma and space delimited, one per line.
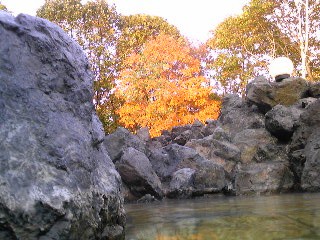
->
116, 33, 220, 137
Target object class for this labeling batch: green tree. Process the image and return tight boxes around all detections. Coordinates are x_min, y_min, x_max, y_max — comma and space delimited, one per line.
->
207, 0, 320, 97
265, 0, 320, 79
117, 14, 181, 65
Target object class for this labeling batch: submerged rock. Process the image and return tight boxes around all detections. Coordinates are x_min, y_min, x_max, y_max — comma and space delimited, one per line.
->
0, 12, 124, 239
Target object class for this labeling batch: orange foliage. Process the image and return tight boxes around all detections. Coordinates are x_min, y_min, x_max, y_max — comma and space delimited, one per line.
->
116, 34, 220, 136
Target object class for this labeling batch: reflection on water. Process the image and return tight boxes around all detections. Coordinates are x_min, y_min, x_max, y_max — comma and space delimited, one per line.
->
125, 193, 320, 240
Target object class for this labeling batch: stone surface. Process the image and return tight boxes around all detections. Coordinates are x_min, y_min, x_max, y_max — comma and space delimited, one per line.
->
116, 147, 163, 199
246, 76, 309, 113
218, 94, 265, 138
185, 130, 239, 179
290, 99, 320, 190
265, 104, 303, 141
192, 160, 226, 195
104, 127, 146, 162
186, 135, 240, 163
235, 162, 294, 195
136, 127, 151, 142
172, 121, 205, 145
301, 129, 320, 191
0, 12, 124, 239
147, 143, 227, 197
233, 129, 281, 163
148, 144, 204, 182
167, 168, 195, 198
309, 81, 320, 98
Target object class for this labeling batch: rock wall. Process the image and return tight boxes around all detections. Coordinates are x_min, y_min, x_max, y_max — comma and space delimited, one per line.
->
0, 12, 125, 239
105, 76, 320, 201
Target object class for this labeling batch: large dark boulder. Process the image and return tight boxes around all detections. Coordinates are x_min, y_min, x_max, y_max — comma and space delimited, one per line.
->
167, 160, 226, 198
246, 76, 309, 113
147, 143, 226, 197
167, 168, 195, 198
290, 99, 320, 190
218, 94, 265, 138
185, 128, 239, 179
115, 147, 163, 199
309, 81, 320, 98
265, 104, 303, 141
234, 162, 294, 195
192, 160, 226, 195
233, 129, 286, 163
148, 144, 204, 182
186, 134, 240, 163
0, 13, 124, 239
170, 120, 205, 146
301, 129, 320, 191
104, 127, 146, 162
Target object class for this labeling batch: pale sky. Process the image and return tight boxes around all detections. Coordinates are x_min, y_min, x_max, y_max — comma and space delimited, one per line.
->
2, 0, 249, 43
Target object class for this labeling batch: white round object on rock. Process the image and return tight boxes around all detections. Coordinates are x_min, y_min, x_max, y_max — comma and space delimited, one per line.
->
269, 57, 294, 79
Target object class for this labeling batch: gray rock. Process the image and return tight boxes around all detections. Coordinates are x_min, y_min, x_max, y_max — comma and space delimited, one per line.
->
193, 161, 226, 195
172, 122, 205, 146
173, 129, 195, 145
136, 127, 151, 142
167, 158, 226, 197
233, 129, 284, 163
235, 162, 294, 195
246, 76, 309, 113
104, 127, 146, 162
0, 13, 124, 239
219, 94, 265, 138
309, 81, 320, 98
136, 194, 159, 203
202, 119, 220, 137
116, 147, 163, 199
148, 144, 204, 181
287, 99, 320, 190
185, 132, 240, 176
147, 143, 227, 197
265, 104, 303, 141
167, 168, 195, 198
301, 129, 320, 191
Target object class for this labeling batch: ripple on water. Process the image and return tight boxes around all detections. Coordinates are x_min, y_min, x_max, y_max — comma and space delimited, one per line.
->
125, 193, 320, 240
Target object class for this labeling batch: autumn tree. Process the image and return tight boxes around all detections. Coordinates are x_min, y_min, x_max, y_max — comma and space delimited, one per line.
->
116, 34, 220, 137
37, 2, 183, 133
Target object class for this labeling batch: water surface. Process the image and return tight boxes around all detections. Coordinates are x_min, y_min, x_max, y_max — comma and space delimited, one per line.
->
125, 193, 320, 240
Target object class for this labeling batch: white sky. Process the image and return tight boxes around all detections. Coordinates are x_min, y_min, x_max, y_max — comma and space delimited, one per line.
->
2, 0, 249, 43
